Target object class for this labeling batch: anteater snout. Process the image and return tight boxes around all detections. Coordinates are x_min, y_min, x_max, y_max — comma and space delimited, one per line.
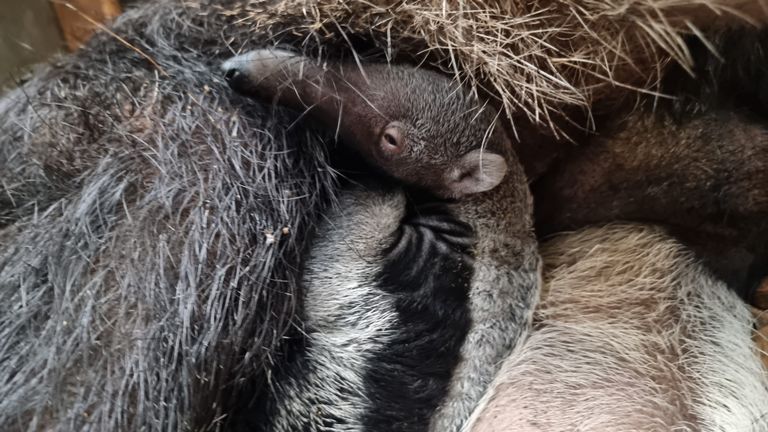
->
221, 56, 255, 95
222, 67, 252, 96
223, 67, 239, 82
222, 49, 299, 96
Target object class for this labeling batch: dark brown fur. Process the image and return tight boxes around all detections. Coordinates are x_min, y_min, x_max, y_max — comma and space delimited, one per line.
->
534, 109, 768, 292
532, 29, 768, 298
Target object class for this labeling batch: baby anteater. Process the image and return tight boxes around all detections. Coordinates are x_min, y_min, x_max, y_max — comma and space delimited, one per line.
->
224, 49, 539, 431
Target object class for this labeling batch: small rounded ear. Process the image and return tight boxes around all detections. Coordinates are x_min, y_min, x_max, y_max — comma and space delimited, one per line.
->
446, 149, 508, 197
378, 122, 407, 158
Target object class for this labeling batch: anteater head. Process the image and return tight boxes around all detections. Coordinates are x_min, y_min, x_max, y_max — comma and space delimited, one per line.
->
223, 49, 510, 199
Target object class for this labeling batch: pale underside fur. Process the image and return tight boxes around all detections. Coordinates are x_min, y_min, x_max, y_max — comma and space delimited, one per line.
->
265, 189, 404, 431
465, 223, 768, 432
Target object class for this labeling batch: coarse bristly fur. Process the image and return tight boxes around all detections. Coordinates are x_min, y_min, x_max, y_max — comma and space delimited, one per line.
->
465, 224, 768, 432
224, 0, 765, 132
0, 1, 344, 430
1, 0, 766, 431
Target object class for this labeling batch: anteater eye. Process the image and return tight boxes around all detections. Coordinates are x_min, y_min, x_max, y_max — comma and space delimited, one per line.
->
380, 123, 406, 157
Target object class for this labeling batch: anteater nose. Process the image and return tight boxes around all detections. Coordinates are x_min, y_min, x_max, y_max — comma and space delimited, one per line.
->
224, 68, 240, 82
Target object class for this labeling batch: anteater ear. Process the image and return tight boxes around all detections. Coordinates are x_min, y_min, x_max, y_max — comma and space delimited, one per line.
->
447, 149, 508, 197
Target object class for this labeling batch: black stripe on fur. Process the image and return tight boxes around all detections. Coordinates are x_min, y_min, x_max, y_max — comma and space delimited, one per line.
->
362, 198, 473, 431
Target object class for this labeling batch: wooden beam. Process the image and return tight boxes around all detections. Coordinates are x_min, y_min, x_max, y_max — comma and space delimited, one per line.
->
52, 0, 122, 52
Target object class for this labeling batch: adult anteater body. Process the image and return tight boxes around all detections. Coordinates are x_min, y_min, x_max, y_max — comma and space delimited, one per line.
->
1, 0, 763, 431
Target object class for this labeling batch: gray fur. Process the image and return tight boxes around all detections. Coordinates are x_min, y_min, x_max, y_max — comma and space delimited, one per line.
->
3, 0, 762, 431
256, 172, 539, 432
0, 0, 538, 428
222, 49, 510, 199
0, 1, 342, 430
262, 188, 406, 431
430, 164, 540, 431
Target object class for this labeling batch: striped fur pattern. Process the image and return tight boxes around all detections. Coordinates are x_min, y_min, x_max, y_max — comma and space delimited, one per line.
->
248, 187, 474, 431
465, 224, 768, 432
246, 167, 540, 432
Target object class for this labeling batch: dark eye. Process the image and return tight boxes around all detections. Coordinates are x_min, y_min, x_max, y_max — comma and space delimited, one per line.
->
380, 123, 406, 157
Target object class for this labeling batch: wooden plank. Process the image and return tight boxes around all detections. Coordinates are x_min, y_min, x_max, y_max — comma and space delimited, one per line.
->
52, 0, 122, 52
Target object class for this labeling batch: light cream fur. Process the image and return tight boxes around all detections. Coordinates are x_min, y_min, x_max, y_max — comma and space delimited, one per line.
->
466, 224, 768, 432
